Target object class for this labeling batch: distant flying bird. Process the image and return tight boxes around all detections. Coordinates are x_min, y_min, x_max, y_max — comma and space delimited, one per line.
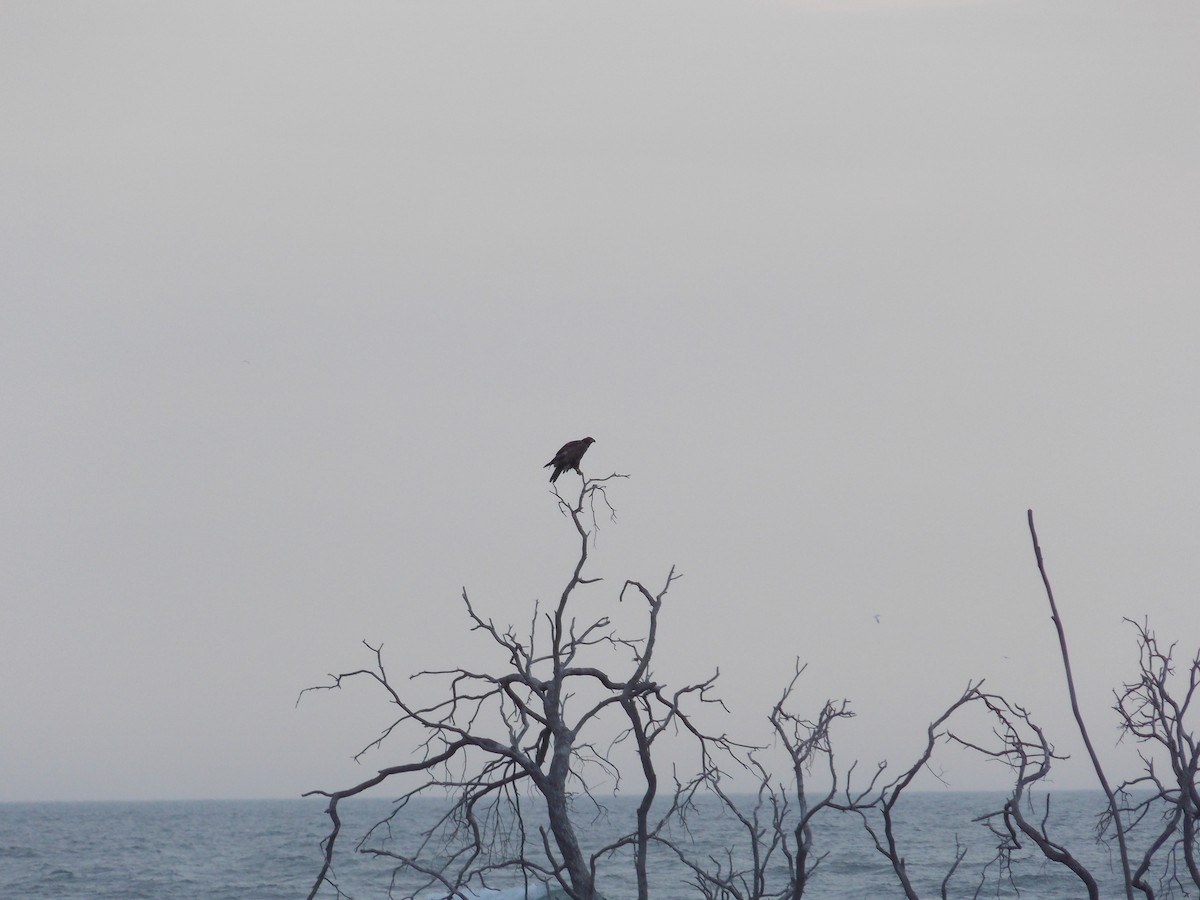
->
544, 437, 595, 483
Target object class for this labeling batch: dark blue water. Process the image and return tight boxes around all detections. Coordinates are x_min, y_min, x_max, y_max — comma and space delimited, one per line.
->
0, 793, 1139, 898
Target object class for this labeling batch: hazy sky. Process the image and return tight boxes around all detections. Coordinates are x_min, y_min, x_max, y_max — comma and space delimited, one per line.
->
3, 0, 1199, 802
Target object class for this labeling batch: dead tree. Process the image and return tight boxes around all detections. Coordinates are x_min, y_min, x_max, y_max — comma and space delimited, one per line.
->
666, 759, 790, 900
298, 488, 1200, 898
1110, 618, 1200, 898
598, 574, 734, 900
769, 664, 856, 899
954, 692, 1100, 899
834, 682, 981, 900
299, 474, 722, 900
955, 514, 1200, 900
662, 664, 860, 899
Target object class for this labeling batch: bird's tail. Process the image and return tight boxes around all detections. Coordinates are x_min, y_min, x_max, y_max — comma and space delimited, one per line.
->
549, 467, 562, 483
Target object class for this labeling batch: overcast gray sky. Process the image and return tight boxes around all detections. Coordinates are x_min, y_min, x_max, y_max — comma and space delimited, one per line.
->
2, 0, 1198, 802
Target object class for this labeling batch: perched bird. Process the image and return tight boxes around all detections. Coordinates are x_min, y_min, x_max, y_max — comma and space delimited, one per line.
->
544, 437, 595, 483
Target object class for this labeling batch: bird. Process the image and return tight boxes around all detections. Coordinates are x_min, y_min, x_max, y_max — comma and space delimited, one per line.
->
544, 437, 595, 483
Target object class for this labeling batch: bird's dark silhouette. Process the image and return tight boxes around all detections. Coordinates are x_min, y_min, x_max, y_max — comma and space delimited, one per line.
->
544, 437, 595, 483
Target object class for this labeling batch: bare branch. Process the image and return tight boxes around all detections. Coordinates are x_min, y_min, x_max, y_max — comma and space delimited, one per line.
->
1027, 509, 1134, 899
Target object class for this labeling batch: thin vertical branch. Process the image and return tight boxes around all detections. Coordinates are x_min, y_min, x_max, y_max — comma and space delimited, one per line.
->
1026, 509, 1134, 899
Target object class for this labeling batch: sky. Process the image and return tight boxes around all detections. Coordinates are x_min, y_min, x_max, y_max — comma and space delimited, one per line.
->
2, 0, 1199, 803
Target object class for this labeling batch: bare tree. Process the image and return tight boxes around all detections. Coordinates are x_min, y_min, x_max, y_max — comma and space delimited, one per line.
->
769, 664, 856, 899
962, 513, 1200, 900
835, 682, 982, 900
666, 760, 789, 900
1109, 618, 1200, 899
300, 488, 1200, 899
659, 663, 856, 900
299, 473, 723, 900
956, 692, 1100, 899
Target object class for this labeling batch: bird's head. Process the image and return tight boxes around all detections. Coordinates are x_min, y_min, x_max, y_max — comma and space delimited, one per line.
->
583, 437, 595, 445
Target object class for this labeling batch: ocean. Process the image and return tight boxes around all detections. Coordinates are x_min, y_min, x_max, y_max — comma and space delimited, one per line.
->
0, 792, 1137, 898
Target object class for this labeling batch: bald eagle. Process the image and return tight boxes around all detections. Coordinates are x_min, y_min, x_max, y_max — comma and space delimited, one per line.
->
545, 437, 595, 483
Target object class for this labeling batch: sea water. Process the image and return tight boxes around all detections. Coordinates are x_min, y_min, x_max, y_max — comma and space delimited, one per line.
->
0, 792, 1139, 898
